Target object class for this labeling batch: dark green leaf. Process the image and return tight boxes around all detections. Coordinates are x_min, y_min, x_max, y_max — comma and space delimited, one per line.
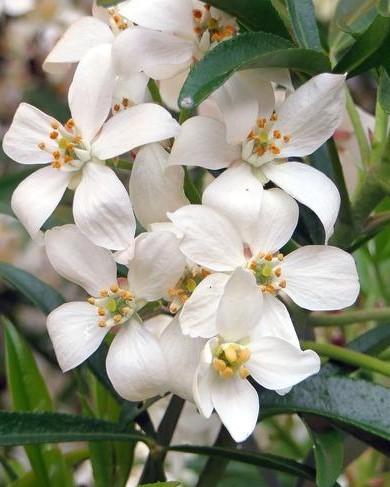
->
0, 262, 64, 314
303, 418, 344, 487
207, 0, 289, 38
168, 445, 316, 480
140, 483, 181, 487
96, 0, 122, 5
286, 0, 322, 49
179, 32, 331, 109
0, 411, 149, 446
379, 67, 390, 114
4, 318, 73, 487
260, 376, 390, 443
334, 14, 390, 76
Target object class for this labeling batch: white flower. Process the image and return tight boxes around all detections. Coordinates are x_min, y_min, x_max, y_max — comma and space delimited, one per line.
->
168, 163, 360, 337
45, 225, 186, 400
168, 73, 346, 241
193, 268, 320, 442
2, 48, 180, 250
0, 0, 34, 16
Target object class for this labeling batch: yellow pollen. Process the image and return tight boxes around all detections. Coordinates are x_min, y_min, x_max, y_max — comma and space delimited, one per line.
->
271, 144, 281, 155
51, 121, 59, 129
274, 267, 282, 277
50, 131, 59, 140
99, 289, 109, 298
238, 348, 251, 363
88, 297, 96, 305
66, 119, 75, 129
192, 8, 203, 20
220, 367, 234, 379
283, 134, 291, 143
239, 366, 250, 379
114, 104, 120, 112
270, 112, 278, 121
38, 142, 46, 150
213, 358, 227, 372
273, 130, 281, 139
264, 252, 273, 261
257, 118, 267, 129
64, 155, 72, 163
256, 146, 266, 156
224, 346, 238, 364
113, 314, 122, 323
279, 280, 286, 289
122, 306, 131, 315
98, 319, 106, 328
51, 161, 61, 169
122, 98, 129, 108
110, 284, 119, 293
98, 307, 106, 316
52, 150, 61, 160
278, 253, 284, 261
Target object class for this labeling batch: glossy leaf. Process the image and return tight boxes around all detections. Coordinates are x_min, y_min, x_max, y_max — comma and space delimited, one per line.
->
140, 483, 181, 487
260, 376, 390, 444
0, 262, 64, 314
0, 411, 149, 446
379, 67, 390, 114
286, 0, 322, 49
168, 445, 316, 480
4, 318, 73, 487
377, 0, 390, 16
179, 32, 331, 109
334, 14, 390, 76
207, 0, 289, 38
303, 418, 344, 487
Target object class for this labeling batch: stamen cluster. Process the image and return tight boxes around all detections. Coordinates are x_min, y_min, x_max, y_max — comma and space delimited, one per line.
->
248, 252, 286, 294
212, 342, 251, 380
88, 284, 135, 328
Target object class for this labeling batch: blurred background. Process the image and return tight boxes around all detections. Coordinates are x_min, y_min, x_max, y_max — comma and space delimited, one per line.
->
0, 1, 388, 486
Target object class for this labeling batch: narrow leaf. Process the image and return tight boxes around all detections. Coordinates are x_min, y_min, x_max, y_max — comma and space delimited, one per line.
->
0, 262, 64, 314
378, 67, 390, 114
377, 0, 390, 16
286, 0, 322, 49
179, 32, 331, 109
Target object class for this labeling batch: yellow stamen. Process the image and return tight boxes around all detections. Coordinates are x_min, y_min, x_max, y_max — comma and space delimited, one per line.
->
98, 307, 106, 316
213, 358, 227, 372
220, 367, 234, 379
225, 346, 237, 364
239, 366, 250, 379
110, 284, 119, 293
88, 297, 96, 305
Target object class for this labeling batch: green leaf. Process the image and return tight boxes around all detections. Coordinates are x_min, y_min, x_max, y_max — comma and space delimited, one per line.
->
0, 262, 64, 314
0, 411, 150, 446
4, 318, 73, 487
178, 32, 331, 109
207, 0, 289, 38
260, 376, 390, 444
377, 0, 390, 16
96, 0, 122, 6
379, 67, 390, 114
168, 445, 316, 480
303, 419, 344, 487
140, 483, 181, 487
286, 0, 322, 49
334, 14, 390, 76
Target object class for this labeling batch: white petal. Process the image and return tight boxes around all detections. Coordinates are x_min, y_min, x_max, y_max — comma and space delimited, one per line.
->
43, 17, 114, 73
4, 0, 34, 16
212, 74, 259, 145
47, 302, 107, 372
113, 72, 150, 107
92, 103, 180, 160
118, 0, 194, 38
262, 161, 340, 243
73, 163, 135, 251
128, 231, 186, 301
45, 224, 117, 296
249, 188, 298, 254
2, 103, 61, 164
253, 294, 299, 348
130, 143, 189, 228
248, 337, 320, 390
113, 242, 135, 266
245, 68, 293, 92
112, 27, 193, 80
106, 320, 168, 401
180, 273, 229, 338
217, 268, 263, 342
168, 116, 240, 170
282, 246, 360, 310
144, 314, 173, 338
11, 167, 70, 239
68, 43, 115, 142
168, 205, 245, 272
159, 69, 189, 111
193, 339, 216, 418
202, 164, 263, 245
273, 73, 346, 157
211, 375, 259, 442
160, 317, 205, 401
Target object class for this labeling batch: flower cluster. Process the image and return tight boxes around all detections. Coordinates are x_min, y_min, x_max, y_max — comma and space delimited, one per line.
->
2, 0, 360, 442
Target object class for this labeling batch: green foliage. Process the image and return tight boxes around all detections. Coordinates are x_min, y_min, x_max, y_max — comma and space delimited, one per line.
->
379, 67, 390, 114
286, 0, 322, 49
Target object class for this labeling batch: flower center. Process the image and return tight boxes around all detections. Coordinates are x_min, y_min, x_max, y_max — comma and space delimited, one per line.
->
88, 283, 136, 328
242, 113, 291, 167
37, 118, 88, 172
192, 5, 237, 49
168, 266, 210, 313
212, 342, 251, 380
248, 252, 286, 294
108, 8, 130, 32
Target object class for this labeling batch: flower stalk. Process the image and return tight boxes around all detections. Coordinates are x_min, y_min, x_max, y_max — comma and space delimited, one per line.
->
308, 307, 390, 327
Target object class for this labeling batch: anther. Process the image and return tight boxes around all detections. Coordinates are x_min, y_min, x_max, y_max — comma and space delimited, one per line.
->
256, 146, 266, 156
51, 121, 59, 129
277, 253, 284, 261
50, 131, 59, 139
270, 112, 278, 121
283, 135, 291, 143
98, 307, 106, 316
274, 267, 282, 277
271, 144, 281, 155
264, 252, 273, 261
239, 366, 250, 379
273, 130, 281, 139
88, 297, 96, 305
220, 367, 234, 379
66, 119, 75, 129
99, 289, 109, 298
122, 98, 129, 108
279, 280, 287, 289
192, 8, 202, 19
238, 348, 251, 363
213, 358, 227, 372
38, 142, 46, 150
225, 346, 237, 364
122, 306, 131, 315
110, 284, 119, 293
51, 161, 61, 169
114, 104, 120, 112
113, 314, 122, 323
257, 118, 266, 128
98, 319, 106, 328
52, 150, 61, 159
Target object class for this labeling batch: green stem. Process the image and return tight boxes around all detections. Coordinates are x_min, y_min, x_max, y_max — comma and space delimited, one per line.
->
308, 307, 390, 326
303, 341, 390, 377
345, 88, 370, 169
147, 79, 163, 105
179, 108, 193, 124
370, 96, 389, 166
106, 158, 133, 171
